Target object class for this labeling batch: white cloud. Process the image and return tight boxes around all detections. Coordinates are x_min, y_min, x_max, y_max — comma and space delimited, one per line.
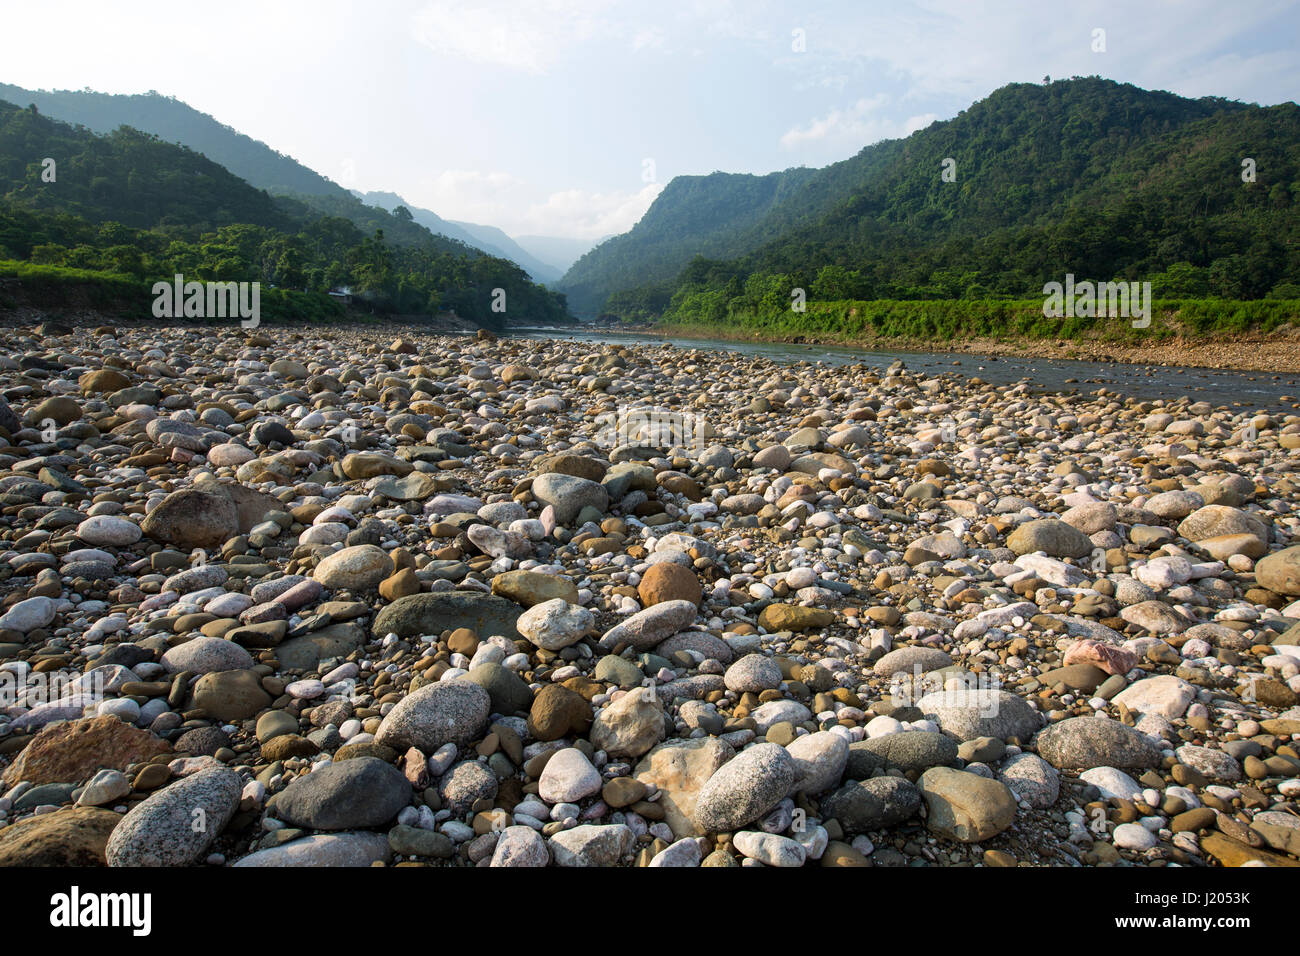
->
403, 169, 525, 225
407, 0, 787, 74
631, 27, 666, 51
521, 183, 664, 239
422, 169, 526, 199
776, 0, 1299, 108
411, 0, 626, 74
405, 168, 660, 238
781, 95, 937, 151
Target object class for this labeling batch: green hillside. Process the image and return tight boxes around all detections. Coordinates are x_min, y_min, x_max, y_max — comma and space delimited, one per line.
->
560, 166, 819, 313
0, 83, 346, 198
0, 84, 565, 280
0, 100, 571, 327
562, 77, 1300, 318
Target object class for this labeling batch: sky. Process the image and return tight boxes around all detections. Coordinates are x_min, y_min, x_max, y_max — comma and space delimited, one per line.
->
3, 0, 1298, 240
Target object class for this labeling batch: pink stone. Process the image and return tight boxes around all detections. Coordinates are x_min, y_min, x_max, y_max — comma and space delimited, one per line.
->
139, 590, 178, 612
273, 578, 323, 612
115, 585, 147, 605
168, 755, 223, 776
404, 747, 429, 789
240, 601, 288, 625
1064, 639, 1138, 677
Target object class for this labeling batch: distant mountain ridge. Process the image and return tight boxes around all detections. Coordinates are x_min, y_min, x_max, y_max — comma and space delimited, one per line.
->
348, 189, 562, 282
448, 220, 563, 284
513, 234, 601, 274
349, 189, 484, 253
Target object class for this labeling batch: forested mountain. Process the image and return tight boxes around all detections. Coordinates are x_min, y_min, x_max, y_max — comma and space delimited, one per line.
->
561, 77, 1300, 317
352, 190, 562, 283
280, 190, 473, 252
0, 83, 561, 281
0, 83, 347, 198
0, 99, 291, 232
0, 100, 571, 326
559, 166, 819, 313
448, 220, 562, 284
354, 190, 487, 251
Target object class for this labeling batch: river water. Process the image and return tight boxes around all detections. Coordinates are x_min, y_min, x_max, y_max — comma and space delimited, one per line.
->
510, 327, 1300, 414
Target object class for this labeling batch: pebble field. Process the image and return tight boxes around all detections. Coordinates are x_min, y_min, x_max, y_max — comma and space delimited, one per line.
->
0, 322, 1298, 869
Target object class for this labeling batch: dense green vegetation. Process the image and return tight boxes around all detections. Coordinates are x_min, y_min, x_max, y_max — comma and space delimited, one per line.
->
560, 167, 820, 314
0, 259, 346, 322
566, 78, 1300, 320
655, 295, 1299, 344
0, 100, 571, 326
0, 84, 569, 281
355, 190, 563, 283
0, 83, 348, 198
0, 101, 290, 232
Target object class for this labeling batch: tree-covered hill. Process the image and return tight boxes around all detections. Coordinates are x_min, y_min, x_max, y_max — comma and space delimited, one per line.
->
559, 166, 819, 314
447, 219, 563, 284
0, 100, 571, 327
0, 99, 292, 232
353, 190, 564, 283
562, 77, 1300, 317
0, 83, 347, 198
0, 84, 566, 281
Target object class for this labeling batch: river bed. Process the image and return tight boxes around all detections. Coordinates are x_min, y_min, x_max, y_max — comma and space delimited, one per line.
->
511, 327, 1300, 414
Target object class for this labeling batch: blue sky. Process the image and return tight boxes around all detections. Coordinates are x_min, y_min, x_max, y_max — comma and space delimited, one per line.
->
4, 0, 1298, 239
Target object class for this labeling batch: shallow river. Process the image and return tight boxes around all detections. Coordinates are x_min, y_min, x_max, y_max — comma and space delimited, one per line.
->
510, 327, 1300, 414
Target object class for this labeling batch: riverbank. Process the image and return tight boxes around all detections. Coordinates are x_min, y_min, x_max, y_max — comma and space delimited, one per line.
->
0, 306, 483, 335
640, 321, 1300, 374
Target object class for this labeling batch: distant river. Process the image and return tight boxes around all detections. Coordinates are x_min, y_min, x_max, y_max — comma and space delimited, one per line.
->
510, 327, 1300, 414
